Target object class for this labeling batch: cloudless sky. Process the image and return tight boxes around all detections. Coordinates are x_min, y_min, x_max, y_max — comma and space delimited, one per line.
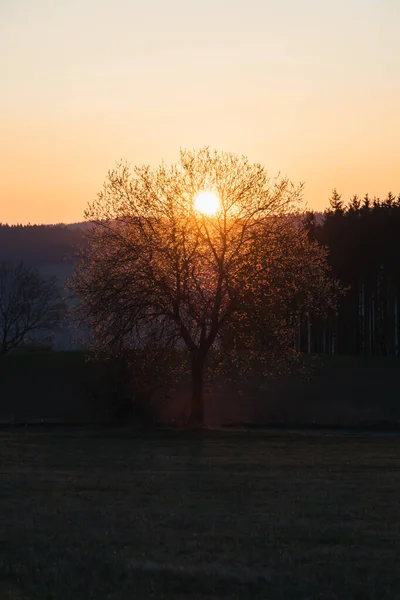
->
1, 0, 399, 224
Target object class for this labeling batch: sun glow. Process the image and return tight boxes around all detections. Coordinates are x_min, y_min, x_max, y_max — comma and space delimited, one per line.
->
194, 191, 220, 216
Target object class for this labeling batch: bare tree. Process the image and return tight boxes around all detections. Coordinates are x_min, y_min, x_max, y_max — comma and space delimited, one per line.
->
72, 148, 337, 426
0, 262, 64, 354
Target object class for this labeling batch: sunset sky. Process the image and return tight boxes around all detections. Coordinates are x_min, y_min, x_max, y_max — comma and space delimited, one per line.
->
1, 0, 399, 225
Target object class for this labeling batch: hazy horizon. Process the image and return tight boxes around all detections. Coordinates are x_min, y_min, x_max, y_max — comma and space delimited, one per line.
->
2, 0, 400, 225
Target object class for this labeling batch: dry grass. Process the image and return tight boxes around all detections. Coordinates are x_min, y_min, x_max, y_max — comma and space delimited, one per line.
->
0, 429, 399, 599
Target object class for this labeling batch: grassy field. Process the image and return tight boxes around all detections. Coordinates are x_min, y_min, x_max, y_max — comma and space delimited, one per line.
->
1, 430, 399, 599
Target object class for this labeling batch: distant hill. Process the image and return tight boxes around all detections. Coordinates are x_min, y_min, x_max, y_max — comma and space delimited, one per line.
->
0, 224, 84, 266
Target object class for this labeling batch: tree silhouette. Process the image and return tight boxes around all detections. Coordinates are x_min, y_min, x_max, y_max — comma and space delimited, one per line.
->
72, 148, 336, 426
0, 262, 64, 354
328, 189, 344, 215
310, 191, 400, 356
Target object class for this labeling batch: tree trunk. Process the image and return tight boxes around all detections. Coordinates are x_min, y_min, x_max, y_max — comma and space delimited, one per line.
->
189, 354, 205, 428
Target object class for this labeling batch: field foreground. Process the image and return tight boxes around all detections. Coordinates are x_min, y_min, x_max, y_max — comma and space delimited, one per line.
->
0, 430, 399, 599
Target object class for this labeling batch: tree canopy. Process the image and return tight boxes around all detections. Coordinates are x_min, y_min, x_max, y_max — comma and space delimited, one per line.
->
0, 262, 64, 354
72, 148, 336, 426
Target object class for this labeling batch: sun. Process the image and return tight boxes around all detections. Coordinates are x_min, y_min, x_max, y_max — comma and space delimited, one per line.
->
194, 191, 220, 216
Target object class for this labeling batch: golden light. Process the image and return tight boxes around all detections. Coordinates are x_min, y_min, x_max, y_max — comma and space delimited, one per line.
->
194, 191, 220, 216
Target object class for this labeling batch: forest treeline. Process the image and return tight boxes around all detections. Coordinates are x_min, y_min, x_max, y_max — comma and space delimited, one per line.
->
303, 191, 400, 357
1, 190, 400, 357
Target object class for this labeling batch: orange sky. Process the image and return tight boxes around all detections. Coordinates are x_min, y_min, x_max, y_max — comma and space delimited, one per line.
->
1, 0, 400, 224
